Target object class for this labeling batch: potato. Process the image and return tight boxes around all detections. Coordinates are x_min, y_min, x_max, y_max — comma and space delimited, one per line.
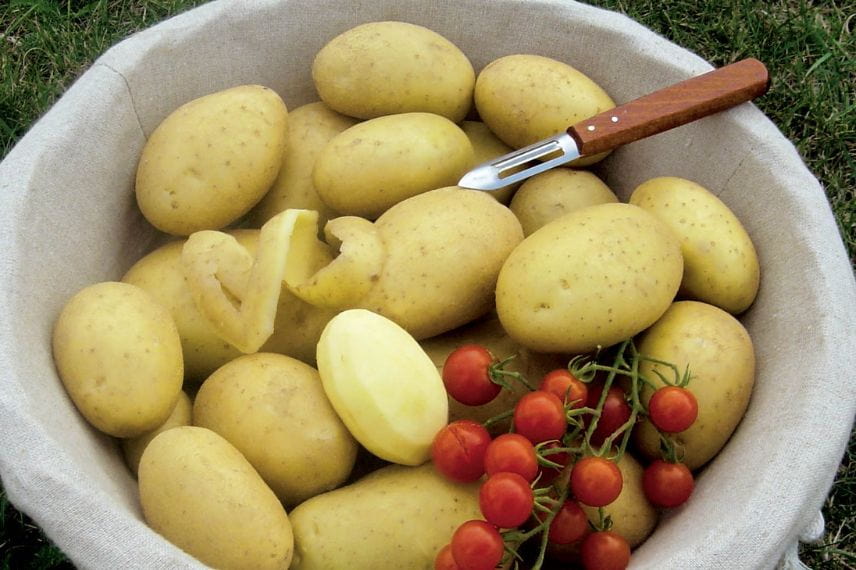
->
313, 112, 473, 219
509, 168, 618, 236
248, 101, 357, 228
633, 301, 756, 470
193, 353, 357, 506
312, 21, 475, 121
289, 463, 480, 569
52, 282, 183, 437
474, 54, 615, 166
136, 85, 288, 236
496, 203, 683, 354
139, 426, 293, 569
122, 390, 192, 476
460, 120, 520, 204
316, 310, 448, 465
629, 176, 761, 314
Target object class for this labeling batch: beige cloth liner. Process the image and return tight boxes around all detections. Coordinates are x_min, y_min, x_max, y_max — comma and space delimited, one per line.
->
0, 1, 853, 568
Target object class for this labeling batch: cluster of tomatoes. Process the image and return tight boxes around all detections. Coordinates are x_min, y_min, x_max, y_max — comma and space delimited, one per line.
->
430, 343, 699, 570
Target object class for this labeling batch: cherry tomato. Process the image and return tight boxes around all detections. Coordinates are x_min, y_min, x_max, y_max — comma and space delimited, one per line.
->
586, 384, 631, 445
434, 544, 460, 570
450, 520, 504, 570
548, 500, 590, 545
513, 390, 567, 444
442, 344, 500, 406
431, 420, 491, 483
484, 433, 538, 482
580, 530, 631, 570
540, 369, 588, 408
647, 386, 698, 433
570, 456, 623, 507
479, 471, 534, 528
642, 460, 695, 508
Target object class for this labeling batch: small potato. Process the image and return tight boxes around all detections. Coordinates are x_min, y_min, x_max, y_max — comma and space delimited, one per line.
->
136, 85, 288, 235
52, 282, 183, 437
139, 426, 293, 570
497, 203, 683, 354
248, 101, 357, 228
629, 176, 761, 314
122, 390, 192, 476
633, 301, 756, 470
460, 120, 520, 204
193, 353, 358, 506
313, 113, 473, 219
289, 463, 481, 570
510, 168, 618, 235
312, 21, 475, 121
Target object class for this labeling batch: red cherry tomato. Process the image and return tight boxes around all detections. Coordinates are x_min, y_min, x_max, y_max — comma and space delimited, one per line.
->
586, 384, 631, 445
513, 390, 567, 444
479, 471, 534, 528
537, 441, 571, 485
442, 344, 500, 406
450, 520, 504, 570
484, 433, 539, 482
432, 420, 491, 483
570, 456, 623, 507
548, 500, 590, 545
647, 386, 698, 433
540, 369, 588, 408
434, 544, 460, 570
642, 460, 695, 508
580, 530, 631, 570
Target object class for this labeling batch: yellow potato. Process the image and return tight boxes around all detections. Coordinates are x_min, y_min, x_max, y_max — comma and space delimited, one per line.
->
139, 426, 293, 569
629, 176, 761, 314
634, 301, 756, 470
509, 168, 618, 236
496, 203, 683, 354
248, 101, 357, 228
316, 310, 448, 465
474, 54, 615, 166
136, 85, 288, 235
193, 353, 358, 506
289, 464, 481, 569
313, 112, 473, 219
312, 21, 475, 121
460, 120, 520, 204
122, 390, 192, 476
52, 282, 183, 437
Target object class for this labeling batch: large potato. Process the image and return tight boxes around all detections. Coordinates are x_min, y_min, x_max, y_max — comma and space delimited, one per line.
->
312, 21, 475, 121
248, 101, 357, 228
474, 54, 615, 166
139, 426, 293, 569
633, 301, 756, 470
289, 464, 481, 569
629, 176, 761, 314
136, 85, 288, 235
496, 203, 683, 354
52, 282, 183, 437
122, 390, 192, 476
313, 112, 473, 219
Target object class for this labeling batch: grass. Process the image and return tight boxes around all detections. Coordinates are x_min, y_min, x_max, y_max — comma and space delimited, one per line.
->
0, 0, 852, 567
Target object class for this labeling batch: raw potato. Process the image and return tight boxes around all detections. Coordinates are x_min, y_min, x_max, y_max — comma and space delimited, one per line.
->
313, 112, 473, 219
122, 391, 192, 476
461, 120, 519, 204
136, 85, 288, 236
474, 54, 615, 166
193, 353, 358, 506
316, 310, 448, 465
312, 21, 475, 121
139, 426, 293, 570
629, 176, 761, 314
496, 203, 683, 354
510, 168, 618, 235
289, 464, 481, 570
52, 282, 183, 437
248, 101, 357, 228
634, 301, 756, 470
